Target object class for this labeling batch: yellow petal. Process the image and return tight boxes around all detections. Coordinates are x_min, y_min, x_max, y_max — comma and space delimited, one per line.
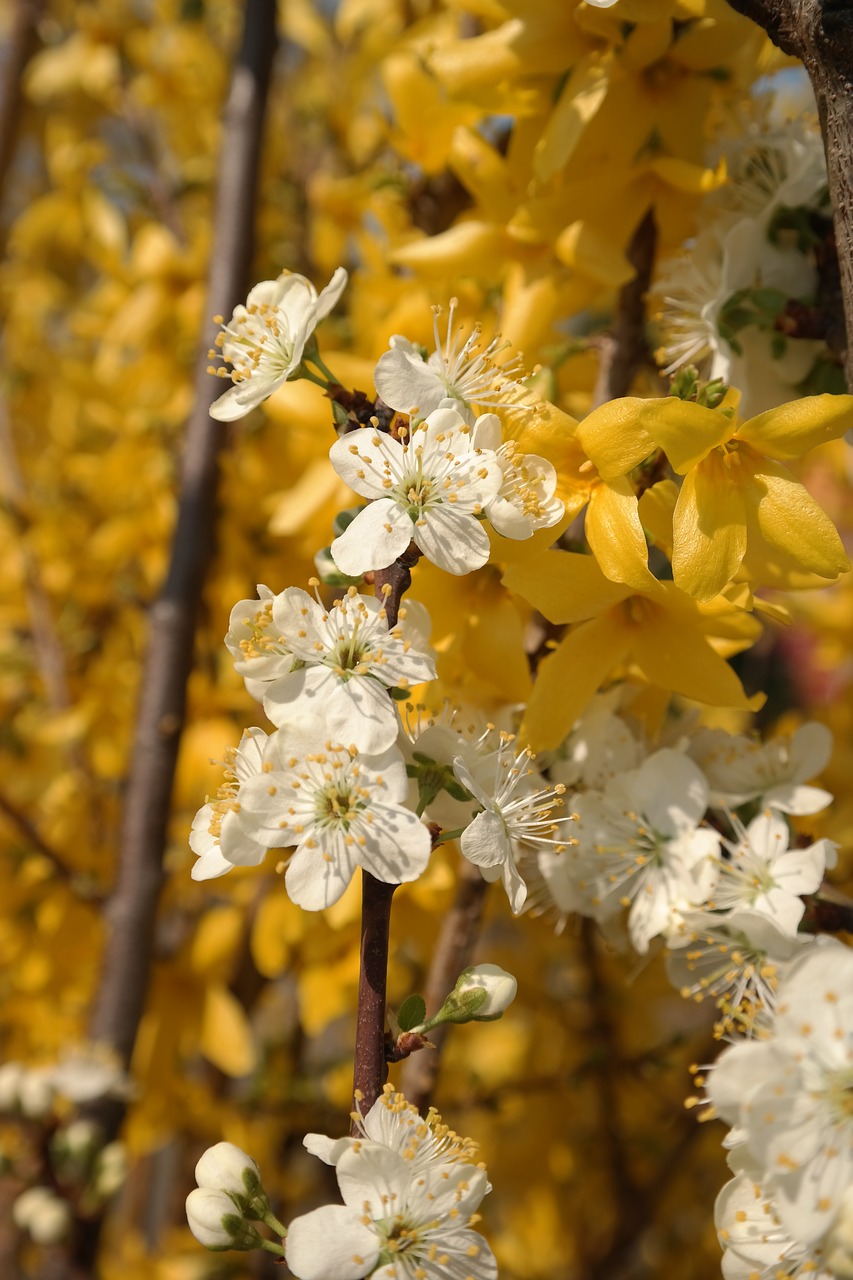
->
576, 398, 659, 480
585, 479, 655, 588
520, 614, 632, 751
737, 394, 853, 460
745, 457, 851, 581
390, 221, 507, 276
555, 219, 635, 288
503, 550, 632, 624
638, 398, 734, 472
629, 598, 759, 711
638, 478, 677, 558
672, 455, 747, 600
201, 985, 257, 1077
533, 54, 610, 183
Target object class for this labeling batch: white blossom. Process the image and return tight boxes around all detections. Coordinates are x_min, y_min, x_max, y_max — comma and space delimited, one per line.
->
666, 907, 811, 1032
286, 1089, 495, 1280
707, 941, 853, 1247
13, 1187, 72, 1246
373, 299, 524, 425
715, 1173, 830, 1280
470, 413, 564, 539
329, 408, 503, 577
452, 731, 576, 915
225, 585, 294, 700
690, 722, 834, 815
572, 749, 720, 952
304, 1085, 485, 1175
711, 809, 835, 935
208, 268, 348, 421
237, 733, 432, 910
262, 587, 436, 754
190, 727, 271, 881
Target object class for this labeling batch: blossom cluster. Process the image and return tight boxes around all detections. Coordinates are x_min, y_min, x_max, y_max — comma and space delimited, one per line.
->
708, 942, 853, 1280
532, 692, 836, 1033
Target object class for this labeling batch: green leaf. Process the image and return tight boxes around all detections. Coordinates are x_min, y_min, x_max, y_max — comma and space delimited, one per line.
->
397, 993, 427, 1032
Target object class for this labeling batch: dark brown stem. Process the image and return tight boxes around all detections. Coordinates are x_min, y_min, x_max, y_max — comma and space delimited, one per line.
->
592, 209, 657, 408
399, 857, 488, 1112
88, 0, 277, 1071
0, 0, 44, 219
351, 873, 397, 1126
349, 555, 422, 1126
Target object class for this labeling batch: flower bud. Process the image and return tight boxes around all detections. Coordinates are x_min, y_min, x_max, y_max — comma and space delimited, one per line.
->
93, 1141, 128, 1199
13, 1186, 72, 1245
0, 1062, 24, 1112
194, 1142, 267, 1216
18, 1070, 54, 1119
185, 1187, 262, 1252
451, 964, 518, 1020
419, 963, 518, 1032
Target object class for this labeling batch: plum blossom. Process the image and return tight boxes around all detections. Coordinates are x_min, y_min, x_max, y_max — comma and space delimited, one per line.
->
208, 268, 348, 421
286, 1088, 496, 1280
190, 727, 270, 881
666, 908, 811, 1033
707, 941, 853, 1247
690, 722, 834, 815
715, 1173, 830, 1280
452, 730, 576, 914
470, 413, 564, 538
236, 734, 431, 910
572, 749, 720, 952
711, 809, 836, 935
262, 587, 436, 754
373, 298, 524, 424
224, 585, 294, 700
329, 408, 503, 576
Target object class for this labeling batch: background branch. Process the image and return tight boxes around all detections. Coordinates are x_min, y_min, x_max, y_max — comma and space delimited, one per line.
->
399, 857, 488, 1112
66, 10, 278, 1272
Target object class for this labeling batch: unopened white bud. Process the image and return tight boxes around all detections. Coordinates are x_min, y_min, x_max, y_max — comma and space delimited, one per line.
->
452, 964, 518, 1020
194, 1142, 266, 1214
18, 1071, 54, 1119
185, 1186, 262, 1251
0, 1062, 25, 1112
93, 1142, 127, 1199
13, 1187, 72, 1244
826, 1187, 853, 1278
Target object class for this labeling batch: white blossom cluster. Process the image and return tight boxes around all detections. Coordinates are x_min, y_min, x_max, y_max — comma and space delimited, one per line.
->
708, 942, 853, 1280
532, 692, 837, 1034
652, 78, 833, 417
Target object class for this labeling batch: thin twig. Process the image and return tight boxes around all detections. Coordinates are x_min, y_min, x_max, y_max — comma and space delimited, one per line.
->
592, 209, 658, 408
349, 555, 421, 1127
0, 789, 78, 887
0, 397, 72, 714
399, 857, 488, 1112
0, 0, 44, 224
88, 0, 277, 1070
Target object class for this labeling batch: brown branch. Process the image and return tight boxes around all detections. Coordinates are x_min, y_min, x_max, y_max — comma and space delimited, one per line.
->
351, 873, 397, 1125
0, 398, 72, 715
592, 209, 657, 408
0, 0, 44, 217
399, 857, 488, 1112
350, 555, 423, 1127
81, 0, 278, 1132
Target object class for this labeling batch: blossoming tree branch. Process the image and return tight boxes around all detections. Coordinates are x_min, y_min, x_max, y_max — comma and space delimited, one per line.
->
4, 0, 853, 1278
